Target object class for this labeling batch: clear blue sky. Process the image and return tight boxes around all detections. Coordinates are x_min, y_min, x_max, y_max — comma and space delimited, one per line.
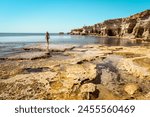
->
0, 0, 149, 33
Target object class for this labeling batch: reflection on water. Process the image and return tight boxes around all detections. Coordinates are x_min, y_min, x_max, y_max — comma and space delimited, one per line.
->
0, 34, 149, 57
94, 37, 146, 46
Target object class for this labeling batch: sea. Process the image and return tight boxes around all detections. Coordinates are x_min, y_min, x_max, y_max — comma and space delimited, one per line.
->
0, 33, 149, 57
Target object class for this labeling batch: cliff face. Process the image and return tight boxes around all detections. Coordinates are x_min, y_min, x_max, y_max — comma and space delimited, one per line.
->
70, 10, 150, 40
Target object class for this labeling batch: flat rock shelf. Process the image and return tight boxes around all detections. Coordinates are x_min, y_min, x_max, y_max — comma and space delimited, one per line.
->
0, 44, 150, 100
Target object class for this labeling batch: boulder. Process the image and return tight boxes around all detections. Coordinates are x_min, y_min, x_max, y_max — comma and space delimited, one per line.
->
79, 83, 96, 100
80, 83, 96, 93
60, 63, 96, 82
124, 83, 139, 95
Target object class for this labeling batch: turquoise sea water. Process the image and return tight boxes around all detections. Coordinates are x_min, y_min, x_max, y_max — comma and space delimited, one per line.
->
0, 33, 149, 57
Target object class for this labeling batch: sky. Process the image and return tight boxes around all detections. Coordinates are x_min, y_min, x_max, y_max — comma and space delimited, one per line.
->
0, 0, 149, 33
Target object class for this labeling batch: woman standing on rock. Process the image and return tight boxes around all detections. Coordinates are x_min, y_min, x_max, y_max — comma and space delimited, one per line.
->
45, 32, 50, 53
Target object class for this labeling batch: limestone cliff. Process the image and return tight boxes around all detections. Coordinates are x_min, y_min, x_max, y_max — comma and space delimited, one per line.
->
70, 10, 150, 40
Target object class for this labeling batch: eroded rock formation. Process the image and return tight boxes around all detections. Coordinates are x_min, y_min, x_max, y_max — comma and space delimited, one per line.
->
70, 10, 150, 40
0, 44, 150, 100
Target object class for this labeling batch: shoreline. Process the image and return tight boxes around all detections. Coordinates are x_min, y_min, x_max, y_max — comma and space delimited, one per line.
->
0, 43, 150, 100
1, 34, 150, 58
72, 33, 150, 42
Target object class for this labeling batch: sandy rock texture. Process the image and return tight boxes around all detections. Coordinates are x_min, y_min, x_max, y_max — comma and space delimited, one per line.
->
0, 44, 150, 100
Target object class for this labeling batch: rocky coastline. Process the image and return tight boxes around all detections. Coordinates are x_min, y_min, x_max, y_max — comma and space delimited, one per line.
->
0, 10, 150, 100
0, 44, 150, 100
70, 10, 150, 41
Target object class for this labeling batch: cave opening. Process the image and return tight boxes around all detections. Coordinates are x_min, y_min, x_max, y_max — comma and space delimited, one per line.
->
107, 29, 115, 36
136, 27, 144, 38
128, 23, 136, 34
128, 28, 134, 34
98, 30, 101, 34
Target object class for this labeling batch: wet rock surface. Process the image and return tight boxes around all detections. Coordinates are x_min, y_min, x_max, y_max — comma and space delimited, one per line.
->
0, 52, 51, 60
23, 44, 78, 52
0, 44, 150, 100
